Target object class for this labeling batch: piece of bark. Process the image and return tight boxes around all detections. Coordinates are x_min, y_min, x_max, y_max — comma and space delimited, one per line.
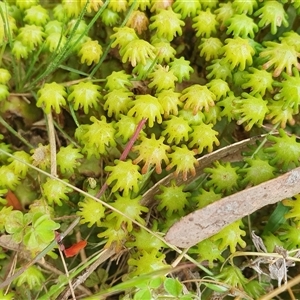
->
165, 166, 300, 248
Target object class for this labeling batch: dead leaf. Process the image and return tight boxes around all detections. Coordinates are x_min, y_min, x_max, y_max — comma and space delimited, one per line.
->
249, 234, 295, 286
6, 190, 23, 210
251, 231, 267, 253
165, 166, 300, 248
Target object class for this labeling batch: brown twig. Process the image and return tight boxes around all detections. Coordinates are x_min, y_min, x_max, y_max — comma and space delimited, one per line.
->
58, 245, 117, 300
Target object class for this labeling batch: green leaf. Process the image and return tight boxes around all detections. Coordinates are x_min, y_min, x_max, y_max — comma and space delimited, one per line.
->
164, 278, 183, 296
133, 288, 151, 300
87, 268, 171, 299
42, 274, 67, 299
14, 266, 45, 290
148, 276, 163, 289
32, 212, 45, 225
23, 213, 59, 251
85, 272, 100, 288
5, 211, 24, 234
263, 202, 289, 234
4, 211, 30, 244
24, 212, 33, 225
86, 268, 108, 288
203, 282, 229, 293
24, 227, 44, 251
32, 214, 60, 244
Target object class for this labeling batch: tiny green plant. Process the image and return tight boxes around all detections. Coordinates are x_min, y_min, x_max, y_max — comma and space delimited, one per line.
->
1, 1, 300, 299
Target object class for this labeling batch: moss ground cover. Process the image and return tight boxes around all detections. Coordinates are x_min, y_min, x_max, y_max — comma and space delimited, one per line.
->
1, 1, 300, 299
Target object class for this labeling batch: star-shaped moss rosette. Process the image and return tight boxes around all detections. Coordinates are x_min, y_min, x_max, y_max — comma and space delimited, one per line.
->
1, 1, 300, 299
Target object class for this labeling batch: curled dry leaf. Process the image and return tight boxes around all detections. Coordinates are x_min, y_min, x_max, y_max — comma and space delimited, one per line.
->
64, 240, 87, 258
6, 190, 23, 210
165, 166, 300, 248
249, 232, 299, 287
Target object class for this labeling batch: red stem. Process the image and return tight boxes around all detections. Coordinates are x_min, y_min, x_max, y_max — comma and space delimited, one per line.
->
95, 118, 147, 198
119, 118, 147, 161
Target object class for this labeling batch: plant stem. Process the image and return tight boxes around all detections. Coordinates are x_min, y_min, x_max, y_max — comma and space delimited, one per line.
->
95, 118, 147, 199
46, 112, 57, 176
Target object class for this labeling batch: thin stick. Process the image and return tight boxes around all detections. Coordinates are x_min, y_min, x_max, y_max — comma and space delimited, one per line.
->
287, 287, 296, 300
260, 272, 300, 300
4, 253, 18, 295
46, 112, 57, 177
59, 249, 76, 300
58, 246, 116, 300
